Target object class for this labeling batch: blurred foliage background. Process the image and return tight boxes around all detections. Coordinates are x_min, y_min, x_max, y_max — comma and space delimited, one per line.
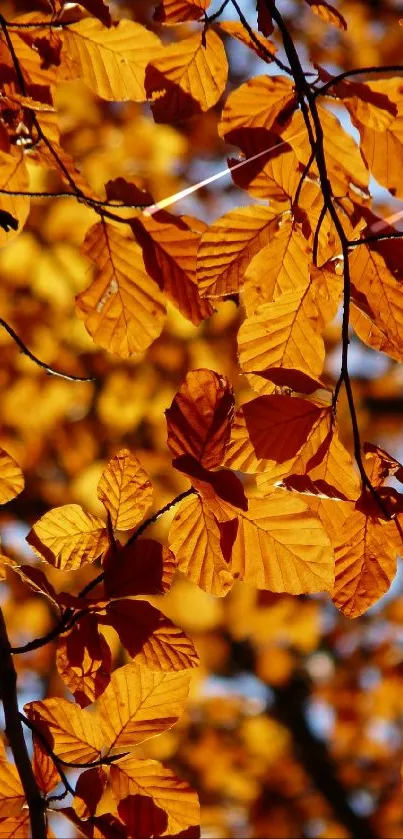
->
2, 0, 403, 836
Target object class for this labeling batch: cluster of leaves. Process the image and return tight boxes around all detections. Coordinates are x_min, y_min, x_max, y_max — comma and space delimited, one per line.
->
1, 0, 403, 836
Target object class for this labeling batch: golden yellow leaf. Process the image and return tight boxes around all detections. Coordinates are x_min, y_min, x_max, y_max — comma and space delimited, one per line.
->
0, 812, 30, 839
305, 0, 347, 29
24, 698, 102, 764
197, 205, 278, 298
110, 757, 200, 835
0, 447, 24, 505
350, 244, 403, 361
169, 493, 234, 596
219, 75, 297, 139
146, 30, 228, 122
350, 79, 403, 197
242, 215, 311, 314
98, 662, 191, 752
77, 221, 166, 358
0, 150, 30, 248
219, 21, 277, 62
97, 449, 153, 531
62, 18, 162, 101
154, 0, 210, 23
27, 504, 108, 570
332, 507, 398, 617
284, 107, 370, 197
229, 141, 303, 203
231, 491, 334, 593
238, 289, 325, 389
0, 760, 25, 817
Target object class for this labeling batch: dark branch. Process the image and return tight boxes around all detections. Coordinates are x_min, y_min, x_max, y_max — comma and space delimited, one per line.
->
0, 609, 47, 838
0, 317, 96, 383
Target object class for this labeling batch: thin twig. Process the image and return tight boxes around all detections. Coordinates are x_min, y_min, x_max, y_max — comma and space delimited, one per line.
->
20, 714, 127, 769
0, 186, 151, 210
313, 64, 403, 98
230, 0, 292, 75
0, 317, 96, 382
0, 609, 47, 838
312, 201, 327, 266
348, 231, 403, 248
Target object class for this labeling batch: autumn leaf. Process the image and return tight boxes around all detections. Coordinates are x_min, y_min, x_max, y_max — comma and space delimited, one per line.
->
97, 449, 153, 531
98, 662, 191, 752
197, 205, 278, 298
99, 599, 199, 670
56, 614, 112, 707
131, 212, 213, 325
219, 21, 277, 62
219, 75, 297, 140
24, 698, 102, 764
103, 539, 176, 598
32, 738, 61, 796
77, 221, 166, 358
169, 492, 234, 596
166, 369, 234, 470
305, 0, 347, 29
350, 243, 403, 361
27, 504, 108, 569
145, 30, 228, 122
0, 447, 24, 504
0, 150, 30, 248
0, 760, 25, 817
61, 18, 162, 102
110, 757, 200, 835
154, 0, 210, 23
230, 491, 335, 593
332, 500, 398, 617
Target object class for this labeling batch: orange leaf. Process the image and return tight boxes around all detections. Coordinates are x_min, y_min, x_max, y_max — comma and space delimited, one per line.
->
228, 140, 303, 203
154, 0, 210, 23
145, 30, 228, 122
97, 449, 153, 531
169, 492, 234, 596
110, 757, 200, 835
98, 662, 191, 752
0, 760, 24, 817
350, 78, 403, 197
56, 614, 112, 707
27, 504, 108, 570
77, 221, 165, 358
0, 150, 30, 248
102, 599, 199, 671
224, 394, 327, 474
0, 447, 24, 504
332, 503, 398, 617
219, 21, 277, 62
231, 491, 335, 593
0, 812, 30, 838
350, 244, 403, 361
104, 539, 176, 598
197, 205, 278, 298
219, 75, 297, 140
73, 767, 107, 819
238, 289, 325, 390
118, 794, 168, 837
166, 369, 234, 470
305, 0, 347, 29
131, 213, 213, 325
24, 698, 102, 764
363, 443, 403, 487
32, 738, 61, 796
61, 18, 162, 102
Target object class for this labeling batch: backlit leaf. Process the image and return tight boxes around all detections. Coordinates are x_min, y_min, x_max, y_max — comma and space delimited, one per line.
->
197, 205, 278, 298
169, 492, 234, 596
110, 757, 200, 835
62, 18, 162, 102
305, 0, 347, 29
146, 31, 228, 122
231, 491, 335, 593
154, 0, 210, 23
104, 539, 176, 598
219, 75, 297, 140
0, 448, 24, 504
0, 150, 30, 248
27, 504, 108, 570
97, 450, 153, 531
56, 614, 112, 707
24, 698, 102, 764
98, 662, 191, 752
0, 760, 24, 817
77, 221, 166, 358
166, 369, 234, 470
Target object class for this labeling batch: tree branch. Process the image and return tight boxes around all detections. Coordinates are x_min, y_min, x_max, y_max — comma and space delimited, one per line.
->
0, 608, 47, 839
0, 316, 95, 382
